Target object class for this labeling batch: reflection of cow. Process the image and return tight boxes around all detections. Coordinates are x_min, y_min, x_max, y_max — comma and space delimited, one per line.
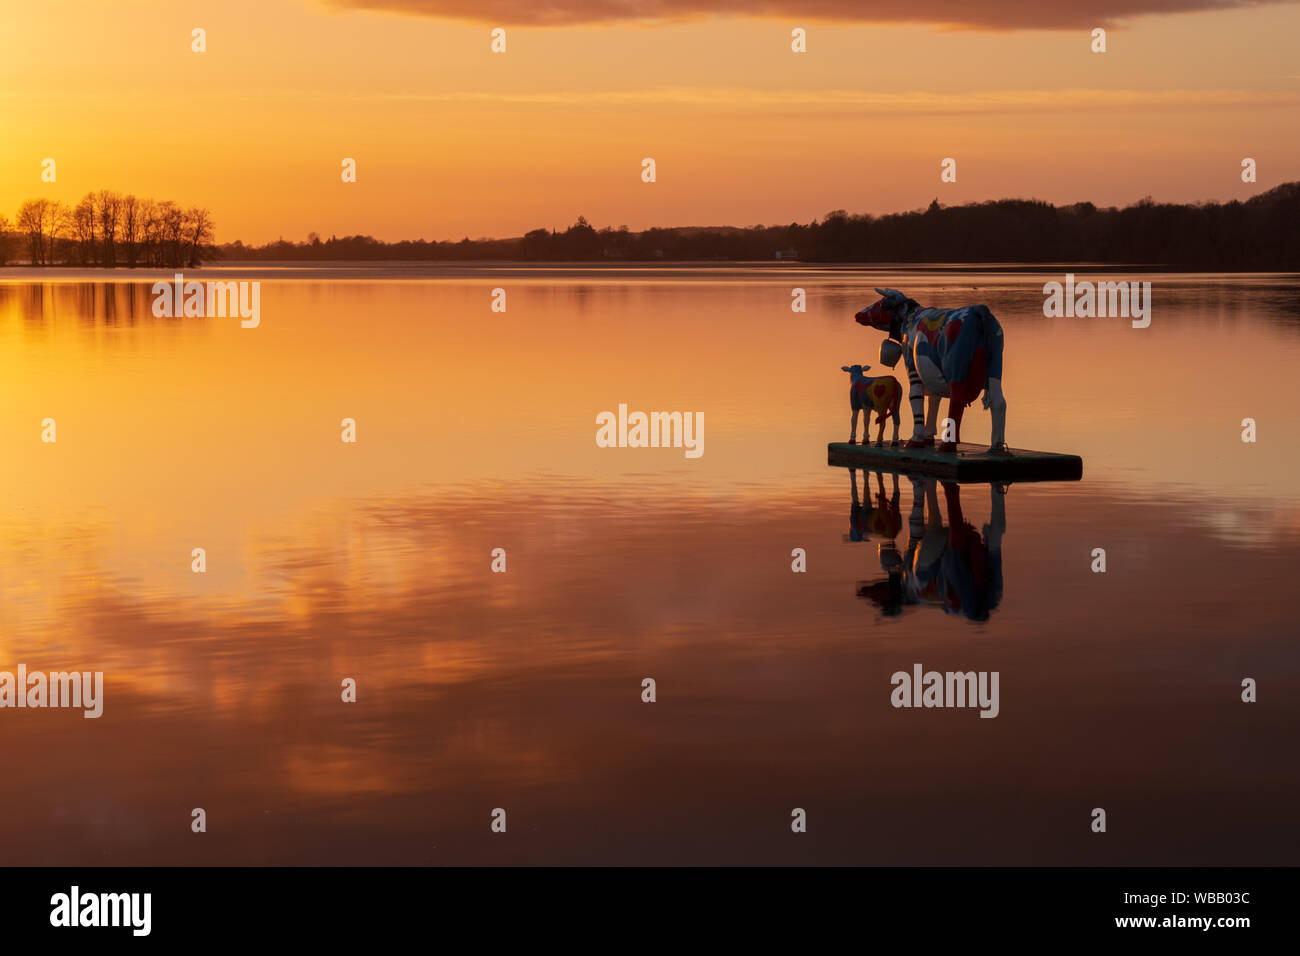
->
855, 289, 1007, 453
858, 478, 1005, 622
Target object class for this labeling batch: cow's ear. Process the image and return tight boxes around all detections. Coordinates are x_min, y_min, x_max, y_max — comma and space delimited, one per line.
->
841, 366, 852, 372
874, 287, 887, 296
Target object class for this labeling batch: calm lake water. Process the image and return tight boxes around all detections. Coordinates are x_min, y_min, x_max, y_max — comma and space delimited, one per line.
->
1, 266, 1297, 864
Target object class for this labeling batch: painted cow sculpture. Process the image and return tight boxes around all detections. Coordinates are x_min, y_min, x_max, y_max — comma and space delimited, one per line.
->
841, 364, 902, 446
855, 288, 1008, 453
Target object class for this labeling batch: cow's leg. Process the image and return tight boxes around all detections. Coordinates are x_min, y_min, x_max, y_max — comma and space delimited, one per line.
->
874, 409, 885, 445
891, 403, 901, 445
926, 480, 942, 530
979, 311, 1008, 453
910, 353, 947, 447
986, 377, 1008, 452
986, 481, 1006, 553
915, 480, 947, 573
850, 405, 859, 444
900, 478, 925, 600
908, 477, 927, 539
904, 369, 930, 446
942, 481, 971, 548
938, 401, 964, 453
926, 394, 941, 437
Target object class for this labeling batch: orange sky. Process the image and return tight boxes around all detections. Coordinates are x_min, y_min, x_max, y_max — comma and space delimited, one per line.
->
1, 0, 1298, 243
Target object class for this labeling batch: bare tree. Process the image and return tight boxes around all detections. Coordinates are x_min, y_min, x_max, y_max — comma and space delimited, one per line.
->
183, 206, 213, 266
19, 199, 45, 264
51, 202, 70, 263
138, 198, 160, 266
16, 199, 65, 265
120, 194, 139, 267
72, 195, 97, 266
9, 192, 212, 267
159, 201, 184, 267
97, 190, 120, 268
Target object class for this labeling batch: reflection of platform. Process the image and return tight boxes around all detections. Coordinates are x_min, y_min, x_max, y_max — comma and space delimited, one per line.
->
827, 442, 1082, 482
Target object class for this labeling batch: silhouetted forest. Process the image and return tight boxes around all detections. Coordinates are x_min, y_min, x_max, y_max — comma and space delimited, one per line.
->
214, 185, 1299, 268
0, 193, 214, 267
4, 184, 1296, 268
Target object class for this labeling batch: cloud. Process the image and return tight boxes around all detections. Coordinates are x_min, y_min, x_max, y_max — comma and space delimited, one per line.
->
354, 87, 1300, 113
89, 85, 1294, 115
322, 0, 1291, 30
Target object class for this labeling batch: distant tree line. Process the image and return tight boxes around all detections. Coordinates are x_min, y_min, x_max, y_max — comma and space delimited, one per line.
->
4, 184, 1295, 269
212, 184, 1300, 269
0, 193, 214, 267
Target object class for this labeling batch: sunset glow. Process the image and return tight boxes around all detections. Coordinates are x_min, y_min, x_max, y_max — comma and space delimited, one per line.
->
3, 0, 1298, 242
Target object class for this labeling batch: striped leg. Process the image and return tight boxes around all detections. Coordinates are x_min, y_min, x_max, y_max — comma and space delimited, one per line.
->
904, 367, 930, 446
909, 478, 926, 538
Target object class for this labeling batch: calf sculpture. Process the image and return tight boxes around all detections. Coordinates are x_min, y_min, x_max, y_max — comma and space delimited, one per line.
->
855, 288, 1008, 453
842, 364, 902, 446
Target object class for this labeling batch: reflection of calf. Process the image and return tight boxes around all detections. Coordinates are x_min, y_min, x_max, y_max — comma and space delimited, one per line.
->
858, 478, 1005, 621
845, 469, 901, 543
845, 469, 905, 615
841, 365, 902, 446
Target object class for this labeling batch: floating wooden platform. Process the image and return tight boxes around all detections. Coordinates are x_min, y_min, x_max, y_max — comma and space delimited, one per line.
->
827, 441, 1082, 482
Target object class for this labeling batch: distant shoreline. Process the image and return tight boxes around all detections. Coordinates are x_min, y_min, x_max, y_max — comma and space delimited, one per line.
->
1, 261, 1296, 282
6, 185, 1296, 272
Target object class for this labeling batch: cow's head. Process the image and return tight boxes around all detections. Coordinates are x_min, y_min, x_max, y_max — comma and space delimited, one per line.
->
857, 577, 904, 617
841, 364, 872, 379
855, 288, 912, 340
